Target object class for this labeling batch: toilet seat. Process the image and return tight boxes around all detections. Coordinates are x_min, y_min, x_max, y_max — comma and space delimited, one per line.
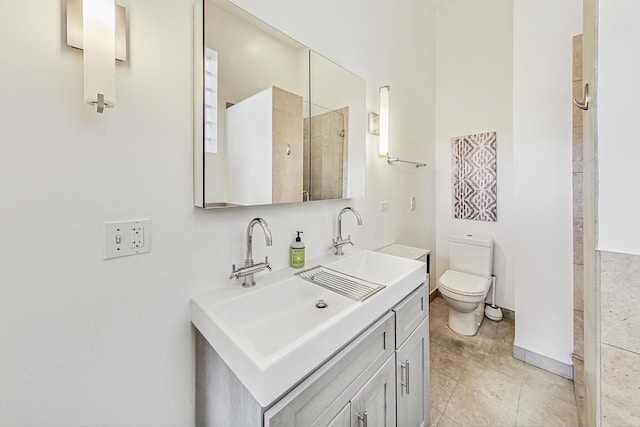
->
439, 270, 490, 297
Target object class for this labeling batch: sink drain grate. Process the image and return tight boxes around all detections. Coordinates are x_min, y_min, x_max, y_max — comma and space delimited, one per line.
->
296, 265, 385, 301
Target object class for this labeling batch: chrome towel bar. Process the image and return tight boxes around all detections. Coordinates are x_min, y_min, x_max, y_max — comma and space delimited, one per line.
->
387, 153, 426, 168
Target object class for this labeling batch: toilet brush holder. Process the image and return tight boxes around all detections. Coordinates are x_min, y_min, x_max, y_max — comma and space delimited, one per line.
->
485, 275, 503, 321
485, 304, 503, 321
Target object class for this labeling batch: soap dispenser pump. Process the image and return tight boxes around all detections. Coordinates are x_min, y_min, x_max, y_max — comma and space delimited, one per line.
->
290, 231, 305, 268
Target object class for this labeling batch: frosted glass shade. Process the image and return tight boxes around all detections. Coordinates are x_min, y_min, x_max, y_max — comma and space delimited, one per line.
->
378, 86, 389, 156
83, 0, 116, 109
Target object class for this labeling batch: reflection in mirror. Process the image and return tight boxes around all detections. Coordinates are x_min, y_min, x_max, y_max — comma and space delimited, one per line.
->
309, 51, 365, 201
305, 105, 348, 200
193, 0, 365, 208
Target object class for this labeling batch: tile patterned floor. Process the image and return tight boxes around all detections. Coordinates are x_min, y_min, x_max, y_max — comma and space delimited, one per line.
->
429, 297, 579, 427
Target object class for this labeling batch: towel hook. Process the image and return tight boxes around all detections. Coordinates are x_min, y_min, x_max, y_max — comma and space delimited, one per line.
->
573, 83, 589, 111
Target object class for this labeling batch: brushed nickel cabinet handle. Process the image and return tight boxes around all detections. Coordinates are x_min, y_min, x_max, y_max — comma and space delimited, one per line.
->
357, 411, 368, 427
401, 360, 410, 394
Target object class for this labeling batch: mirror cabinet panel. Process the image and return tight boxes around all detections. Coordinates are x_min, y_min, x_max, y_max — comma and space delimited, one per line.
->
194, 0, 365, 208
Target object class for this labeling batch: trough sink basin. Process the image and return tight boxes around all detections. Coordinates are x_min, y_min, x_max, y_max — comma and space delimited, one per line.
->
190, 247, 426, 406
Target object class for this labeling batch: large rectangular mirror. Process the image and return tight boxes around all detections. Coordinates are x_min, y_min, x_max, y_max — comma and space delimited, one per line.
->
193, 0, 366, 208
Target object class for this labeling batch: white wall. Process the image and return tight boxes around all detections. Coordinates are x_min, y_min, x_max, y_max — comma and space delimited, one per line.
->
0, 0, 435, 425
434, 0, 515, 309
513, 0, 582, 365
597, 0, 640, 255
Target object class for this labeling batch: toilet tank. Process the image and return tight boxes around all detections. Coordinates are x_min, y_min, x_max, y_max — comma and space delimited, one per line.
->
448, 234, 493, 278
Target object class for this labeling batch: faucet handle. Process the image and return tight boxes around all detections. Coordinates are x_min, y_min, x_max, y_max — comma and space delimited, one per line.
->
264, 256, 272, 271
229, 264, 238, 279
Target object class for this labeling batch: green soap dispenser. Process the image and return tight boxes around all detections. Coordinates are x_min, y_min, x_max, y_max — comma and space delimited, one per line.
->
290, 231, 305, 268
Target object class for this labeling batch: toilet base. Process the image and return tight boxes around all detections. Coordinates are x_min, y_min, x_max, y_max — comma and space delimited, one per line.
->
448, 302, 485, 336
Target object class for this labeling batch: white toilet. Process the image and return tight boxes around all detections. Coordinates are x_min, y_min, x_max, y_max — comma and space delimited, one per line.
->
438, 234, 493, 336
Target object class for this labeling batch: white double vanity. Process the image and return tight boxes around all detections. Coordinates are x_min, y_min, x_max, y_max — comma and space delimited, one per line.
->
191, 0, 429, 423
191, 248, 430, 426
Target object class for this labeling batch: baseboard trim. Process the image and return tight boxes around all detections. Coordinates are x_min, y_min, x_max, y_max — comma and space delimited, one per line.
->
501, 307, 515, 321
513, 345, 573, 379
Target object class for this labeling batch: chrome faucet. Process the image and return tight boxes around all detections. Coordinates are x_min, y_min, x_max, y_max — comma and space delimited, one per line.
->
230, 218, 273, 287
331, 207, 363, 255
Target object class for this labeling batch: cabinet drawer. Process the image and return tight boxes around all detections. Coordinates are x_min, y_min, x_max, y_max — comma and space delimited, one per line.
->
393, 284, 427, 349
264, 312, 395, 427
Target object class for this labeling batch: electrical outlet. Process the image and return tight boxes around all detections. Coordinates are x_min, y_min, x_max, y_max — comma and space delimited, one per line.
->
410, 196, 416, 210
130, 225, 144, 248
103, 219, 151, 259
379, 201, 389, 211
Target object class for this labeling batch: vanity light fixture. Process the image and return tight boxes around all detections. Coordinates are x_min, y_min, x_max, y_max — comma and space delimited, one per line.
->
368, 85, 426, 168
66, 0, 127, 113
367, 86, 390, 157
378, 85, 390, 157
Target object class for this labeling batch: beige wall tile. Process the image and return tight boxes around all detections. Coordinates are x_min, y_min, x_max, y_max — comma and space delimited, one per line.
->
572, 80, 585, 127
601, 343, 640, 426
601, 251, 640, 352
573, 126, 583, 173
574, 263, 584, 310
573, 172, 583, 220
573, 35, 583, 82
574, 309, 584, 358
573, 219, 584, 265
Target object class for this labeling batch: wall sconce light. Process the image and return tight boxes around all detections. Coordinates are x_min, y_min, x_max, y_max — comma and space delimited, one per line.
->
368, 85, 426, 168
368, 86, 390, 157
66, 0, 127, 113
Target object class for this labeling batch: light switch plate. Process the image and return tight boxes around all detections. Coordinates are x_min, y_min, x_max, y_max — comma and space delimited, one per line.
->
103, 219, 151, 260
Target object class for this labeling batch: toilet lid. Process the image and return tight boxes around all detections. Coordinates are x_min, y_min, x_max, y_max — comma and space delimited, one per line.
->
439, 270, 490, 296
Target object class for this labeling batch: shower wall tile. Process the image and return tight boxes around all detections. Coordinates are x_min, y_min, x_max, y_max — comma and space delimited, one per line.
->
573, 35, 583, 82
573, 126, 583, 173
573, 309, 584, 358
601, 251, 640, 353
572, 34, 585, 366
601, 343, 640, 426
572, 80, 584, 128
574, 264, 584, 311
573, 219, 584, 265
573, 173, 584, 220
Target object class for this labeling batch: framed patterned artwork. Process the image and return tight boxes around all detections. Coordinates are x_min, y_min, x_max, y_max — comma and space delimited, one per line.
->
452, 132, 497, 222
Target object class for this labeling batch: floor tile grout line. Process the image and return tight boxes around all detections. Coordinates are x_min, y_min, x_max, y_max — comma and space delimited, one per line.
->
514, 370, 524, 426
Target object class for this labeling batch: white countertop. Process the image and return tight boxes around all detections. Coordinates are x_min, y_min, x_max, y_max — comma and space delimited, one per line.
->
377, 243, 430, 260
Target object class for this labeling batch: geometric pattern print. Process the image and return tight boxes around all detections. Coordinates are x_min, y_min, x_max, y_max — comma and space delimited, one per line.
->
451, 131, 497, 222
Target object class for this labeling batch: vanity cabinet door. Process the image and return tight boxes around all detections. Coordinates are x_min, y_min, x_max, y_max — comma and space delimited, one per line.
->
396, 317, 429, 427
327, 403, 351, 427
350, 356, 396, 427
393, 284, 428, 349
